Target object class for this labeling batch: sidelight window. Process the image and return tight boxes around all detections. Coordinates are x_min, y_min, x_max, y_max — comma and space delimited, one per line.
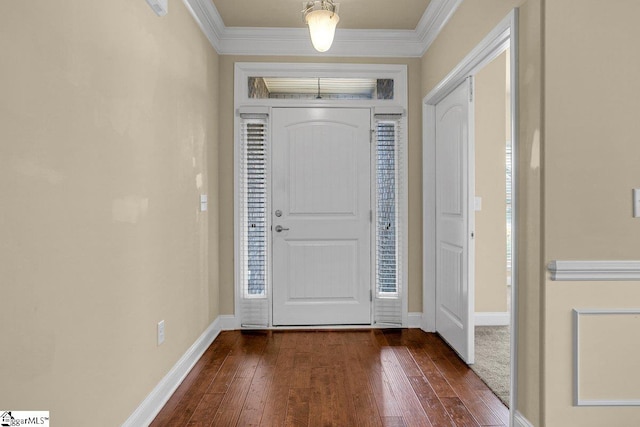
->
374, 114, 405, 325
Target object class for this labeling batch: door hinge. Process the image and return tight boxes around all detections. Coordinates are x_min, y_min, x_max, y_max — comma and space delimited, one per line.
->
370, 210, 373, 222
370, 129, 375, 144
469, 77, 474, 102
370, 289, 373, 301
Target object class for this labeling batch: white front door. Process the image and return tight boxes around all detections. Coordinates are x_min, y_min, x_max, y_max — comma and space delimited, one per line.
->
435, 78, 475, 363
272, 108, 372, 326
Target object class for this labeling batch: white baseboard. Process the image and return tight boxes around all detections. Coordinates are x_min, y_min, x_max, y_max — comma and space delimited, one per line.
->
222, 314, 422, 329
218, 314, 239, 330
122, 316, 223, 427
513, 410, 534, 427
475, 311, 510, 326
408, 312, 423, 328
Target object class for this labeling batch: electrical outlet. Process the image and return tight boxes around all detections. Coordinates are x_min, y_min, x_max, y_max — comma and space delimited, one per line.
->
157, 320, 165, 345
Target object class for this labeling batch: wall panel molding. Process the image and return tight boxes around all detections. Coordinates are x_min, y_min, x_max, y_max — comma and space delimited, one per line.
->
548, 260, 640, 281
573, 308, 640, 406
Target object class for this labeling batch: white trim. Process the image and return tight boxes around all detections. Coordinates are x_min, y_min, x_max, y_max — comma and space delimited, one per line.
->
122, 317, 223, 427
475, 312, 510, 326
408, 312, 423, 328
234, 62, 408, 111
182, 0, 460, 57
218, 314, 240, 330
424, 11, 513, 105
415, 0, 464, 56
234, 62, 409, 329
422, 9, 519, 425
507, 10, 520, 421
181, 0, 223, 51
573, 308, 640, 407
548, 260, 640, 281
513, 411, 534, 427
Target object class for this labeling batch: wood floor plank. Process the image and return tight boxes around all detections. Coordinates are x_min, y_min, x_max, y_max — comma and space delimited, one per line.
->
259, 332, 283, 367
149, 355, 208, 426
407, 346, 457, 398
159, 357, 227, 425
153, 330, 508, 427
381, 416, 407, 427
341, 333, 383, 427
259, 347, 296, 426
236, 363, 277, 426
205, 353, 241, 394
308, 364, 359, 427
477, 390, 510, 426
185, 392, 224, 427
356, 336, 403, 417
427, 343, 504, 427
151, 335, 230, 426
392, 346, 423, 378
284, 388, 310, 427
408, 376, 456, 427
210, 376, 252, 426
236, 333, 282, 426
448, 377, 504, 426
440, 397, 482, 427
378, 347, 432, 427
291, 352, 312, 389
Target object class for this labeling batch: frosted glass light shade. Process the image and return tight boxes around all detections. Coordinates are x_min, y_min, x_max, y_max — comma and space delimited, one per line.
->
305, 9, 339, 52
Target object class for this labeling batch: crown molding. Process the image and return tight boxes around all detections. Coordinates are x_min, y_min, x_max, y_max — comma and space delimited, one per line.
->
182, 0, 224, 51
415, 0, 463, 56
183, 0, 462, 57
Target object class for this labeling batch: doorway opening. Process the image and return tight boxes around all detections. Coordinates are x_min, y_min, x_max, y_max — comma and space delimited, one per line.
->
234, 63, 409, 329
422, 9, 518, 419
472, 47, 512, 406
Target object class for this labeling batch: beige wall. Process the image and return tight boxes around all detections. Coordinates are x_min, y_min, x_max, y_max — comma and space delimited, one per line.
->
422, 0, 543, 423
544, 1, 640, 425
514, 0, 544, 423
0, 1, 219, 425
218, 55, 424, 314
474, 51, 509, 314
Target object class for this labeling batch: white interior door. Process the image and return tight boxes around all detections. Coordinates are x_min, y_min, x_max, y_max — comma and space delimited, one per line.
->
272, 108, 372, 326
435, 78, 475, 363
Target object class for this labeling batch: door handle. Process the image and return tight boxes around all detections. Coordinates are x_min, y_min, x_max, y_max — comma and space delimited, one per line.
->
275, 225, 290, 232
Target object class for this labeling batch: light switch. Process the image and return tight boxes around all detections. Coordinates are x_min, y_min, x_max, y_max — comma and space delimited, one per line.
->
474, 196, 482, 212
634, 189, 640, 218
200, 195, 208, 212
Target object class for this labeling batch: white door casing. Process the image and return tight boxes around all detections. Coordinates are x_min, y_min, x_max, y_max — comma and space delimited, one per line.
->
435, 78, 475, 364
271, 108, 372, 326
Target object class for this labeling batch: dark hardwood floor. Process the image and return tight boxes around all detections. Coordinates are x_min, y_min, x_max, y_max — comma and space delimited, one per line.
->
151, 329, 509, 427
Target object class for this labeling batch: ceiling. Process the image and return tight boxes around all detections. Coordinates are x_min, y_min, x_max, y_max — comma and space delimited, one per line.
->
211, 0, 432, 30
184, 0, 460, 57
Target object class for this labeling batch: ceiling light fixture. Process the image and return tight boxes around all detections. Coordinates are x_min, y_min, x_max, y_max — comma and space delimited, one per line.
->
302, 1, 340, 53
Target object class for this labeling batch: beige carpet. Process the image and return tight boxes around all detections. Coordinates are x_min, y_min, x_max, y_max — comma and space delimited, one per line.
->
472, 326, 510, 406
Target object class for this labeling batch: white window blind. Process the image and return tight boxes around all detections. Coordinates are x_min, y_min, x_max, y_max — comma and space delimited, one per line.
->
374, 115, 405, 326
239, 115, 269, 327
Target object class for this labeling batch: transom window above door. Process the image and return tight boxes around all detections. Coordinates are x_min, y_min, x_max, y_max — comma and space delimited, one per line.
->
234, 62, 407, 108
248, 77, 395, 100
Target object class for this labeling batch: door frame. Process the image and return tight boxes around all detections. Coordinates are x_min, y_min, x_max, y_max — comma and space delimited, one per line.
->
422, 9, 519, 419
233, 62, 409, 329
